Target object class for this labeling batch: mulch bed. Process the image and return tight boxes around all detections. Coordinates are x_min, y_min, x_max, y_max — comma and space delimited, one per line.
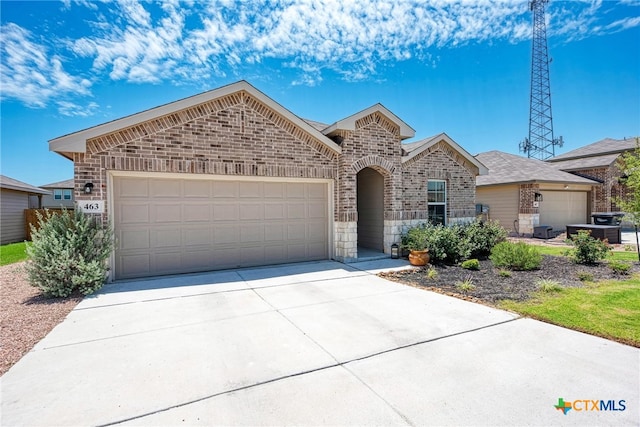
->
379, 255, 640, 305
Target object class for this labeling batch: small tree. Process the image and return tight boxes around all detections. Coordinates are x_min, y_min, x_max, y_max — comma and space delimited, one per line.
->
614, 137, 640, 261
26, 209, 114, 297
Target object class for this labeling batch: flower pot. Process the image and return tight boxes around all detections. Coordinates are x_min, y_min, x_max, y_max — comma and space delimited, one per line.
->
408, 249, 430, 266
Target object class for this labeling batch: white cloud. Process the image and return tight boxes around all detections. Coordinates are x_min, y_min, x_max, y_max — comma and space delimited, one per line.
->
0, 23, 92, 109
1, 0, 637, 111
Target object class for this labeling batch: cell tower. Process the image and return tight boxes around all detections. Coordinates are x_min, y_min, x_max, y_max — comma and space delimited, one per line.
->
519, 0, 563, 160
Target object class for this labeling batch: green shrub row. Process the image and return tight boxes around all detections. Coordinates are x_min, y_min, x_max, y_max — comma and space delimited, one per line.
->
401, 220, 507, 264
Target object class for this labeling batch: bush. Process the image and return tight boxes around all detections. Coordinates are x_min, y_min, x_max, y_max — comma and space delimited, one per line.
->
536, 278, 563, 293
461, 259, 480, 270
455, 276, 476, 293
490, 241, 542, 271
26, 209, 114, 297
401, 220, 506, 265
567, 230, 610, 264
459, 220, 507, 259
608, 260, 631, 275
576, 271, 594, 282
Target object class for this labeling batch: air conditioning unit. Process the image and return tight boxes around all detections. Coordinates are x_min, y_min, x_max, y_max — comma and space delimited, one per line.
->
533, 225, 553, 239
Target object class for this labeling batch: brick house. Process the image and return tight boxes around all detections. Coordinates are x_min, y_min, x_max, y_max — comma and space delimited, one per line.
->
50, 81, 487, 280
475, 151, 600, 235
546, 137, 638, 218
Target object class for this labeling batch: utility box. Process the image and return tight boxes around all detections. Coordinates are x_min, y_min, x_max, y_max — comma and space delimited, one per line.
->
533, 225, 553, 239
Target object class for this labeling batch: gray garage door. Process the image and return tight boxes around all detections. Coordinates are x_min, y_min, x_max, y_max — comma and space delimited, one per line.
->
113, 176, 329, 279
539, 191, 587, 231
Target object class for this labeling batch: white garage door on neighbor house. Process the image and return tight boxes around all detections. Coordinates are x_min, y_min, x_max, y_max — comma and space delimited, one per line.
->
539, 190, 588, 231
112, 174, 330, 279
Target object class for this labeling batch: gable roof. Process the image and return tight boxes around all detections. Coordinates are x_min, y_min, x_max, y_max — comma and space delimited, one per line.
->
322, 103, 415, 140
475, 151, 601, 187
0, 175, 50, 195
547, 137, 638, 162
403, 133, 489, 175
40, 178, 74, 189
49, 80, 342, 158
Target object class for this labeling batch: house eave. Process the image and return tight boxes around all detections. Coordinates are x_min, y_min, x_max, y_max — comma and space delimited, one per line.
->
49, 80, 342, 157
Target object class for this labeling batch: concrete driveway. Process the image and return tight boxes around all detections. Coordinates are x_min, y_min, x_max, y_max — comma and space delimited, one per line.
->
1, 259, 638, 426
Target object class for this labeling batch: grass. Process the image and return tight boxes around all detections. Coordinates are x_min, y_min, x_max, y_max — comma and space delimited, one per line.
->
534, 244, 639, 262
0, 242, 29, 266
500, 275, 640, 347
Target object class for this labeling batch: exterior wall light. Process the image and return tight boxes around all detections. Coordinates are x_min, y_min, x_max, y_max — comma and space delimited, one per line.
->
84, 182, 94, 194
391, 243, 399, 259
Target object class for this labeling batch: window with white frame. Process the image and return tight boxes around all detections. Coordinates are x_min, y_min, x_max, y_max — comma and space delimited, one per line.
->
63, 189, 72, 200
54, 189, 62, 200
427, 180, 446, 225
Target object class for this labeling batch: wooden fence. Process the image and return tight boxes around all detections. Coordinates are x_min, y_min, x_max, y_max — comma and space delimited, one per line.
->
24, 208, 73, 241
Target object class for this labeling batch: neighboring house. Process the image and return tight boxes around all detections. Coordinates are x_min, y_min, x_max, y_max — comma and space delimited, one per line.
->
546, 137, 638, 217
49, 80, 487, 280
0, 175, 50, 245
475, 151, 600, 234
40, 178, 75, 208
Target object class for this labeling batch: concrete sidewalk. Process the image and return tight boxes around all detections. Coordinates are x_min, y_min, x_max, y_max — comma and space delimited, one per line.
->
1, 259, 638, 426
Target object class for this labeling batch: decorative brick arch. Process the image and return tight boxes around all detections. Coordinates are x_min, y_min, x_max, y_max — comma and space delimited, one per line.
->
351, 155, 396, 176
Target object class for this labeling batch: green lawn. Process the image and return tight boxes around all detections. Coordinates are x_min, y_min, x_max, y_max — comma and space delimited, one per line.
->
0, 242, 29, 266
500, 276, 640, 347
534, 244, 639, 262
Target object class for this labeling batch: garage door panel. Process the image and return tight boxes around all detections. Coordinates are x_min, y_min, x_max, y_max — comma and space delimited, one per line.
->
213, 181, 238, 198
118, 178, 148, 198
240, 246, 266, 265
114, 176, 329, 279
239, 182, 262, 198
120, 229, 150, 250
152, 229, 182, 248
240, 224, 264, 243
288, 204, 305, 219
119, 204, 150, 224
183, 228, 212, 246
213, 204, 239, 221
265, 204, 285, 220
287, 183, 305, 198
264, 182, 284, 198
214, 225, 240, 244
154, 204, 182, 223
151, 179, 181, 197
121, 254, 150, 277
265, 224, 285, 241
184, 205, 211, 222
240, 204, 264, 220
184, 180, 211, 197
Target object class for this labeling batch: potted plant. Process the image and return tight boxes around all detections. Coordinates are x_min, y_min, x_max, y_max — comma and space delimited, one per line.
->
401, 224, 431, 266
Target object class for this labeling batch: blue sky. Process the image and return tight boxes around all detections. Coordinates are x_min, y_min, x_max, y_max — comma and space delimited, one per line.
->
1, 0, 639, 187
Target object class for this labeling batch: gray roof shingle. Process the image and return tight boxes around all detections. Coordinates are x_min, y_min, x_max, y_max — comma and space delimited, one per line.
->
0, 175, 50, 194
40, 178, 74, 189
475, 151, 600, 187
547, 137, 638, 162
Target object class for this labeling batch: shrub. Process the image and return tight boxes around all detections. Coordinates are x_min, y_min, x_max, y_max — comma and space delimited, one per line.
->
608, 260, 631, 275
498, 269, 512, 278
459, 220, 507, 259
576, 271, 594, 282
567, 230, 610, 265
536, 278, 563, 293
455, 276, 476, 293
26, 209, 114, 297
426, 266, 438, 280
461, 259, 480, 270
400, 223, 431, 251
490, 241, 542, 271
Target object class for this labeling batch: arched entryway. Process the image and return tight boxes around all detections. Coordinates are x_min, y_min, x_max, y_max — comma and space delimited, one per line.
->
356, 167, 384, 252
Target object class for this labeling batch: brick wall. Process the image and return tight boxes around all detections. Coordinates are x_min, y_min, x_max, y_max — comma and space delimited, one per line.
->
401, 140, 478, 222
74, 92, 339, 220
